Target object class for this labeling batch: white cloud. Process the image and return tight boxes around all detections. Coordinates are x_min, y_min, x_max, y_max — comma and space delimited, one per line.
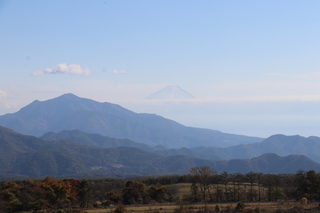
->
113, 70, 127, 74
31, 70, 44, 76
32, 63, 91, 76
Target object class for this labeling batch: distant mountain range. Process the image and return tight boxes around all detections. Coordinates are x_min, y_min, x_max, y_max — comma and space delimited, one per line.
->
0, 93, 262, 148
44, 129, 320, 164
146, 85, 195, 100
153, 135, 320, 163
0, 126, 319, 178
1, 93, 320, 178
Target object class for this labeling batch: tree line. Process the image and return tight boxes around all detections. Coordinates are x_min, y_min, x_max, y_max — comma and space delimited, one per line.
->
186, 167, 320, 203
0, 169, 320, 212
0, 176, 172, 212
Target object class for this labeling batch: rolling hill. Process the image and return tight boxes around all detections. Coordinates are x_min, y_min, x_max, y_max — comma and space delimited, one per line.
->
189, 134, 320, 163
40, 129, 320, 165
0, 93, 263, 148
0, 126, 319, 178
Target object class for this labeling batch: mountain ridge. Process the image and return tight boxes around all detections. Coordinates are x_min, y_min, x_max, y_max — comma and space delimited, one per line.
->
0, 126, 319, 178
0, 93, 263, 148
41, 130, 159, 152
155, 134, 320, 163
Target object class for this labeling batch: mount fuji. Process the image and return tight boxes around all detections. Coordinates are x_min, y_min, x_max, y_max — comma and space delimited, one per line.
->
146, 85, 195, 100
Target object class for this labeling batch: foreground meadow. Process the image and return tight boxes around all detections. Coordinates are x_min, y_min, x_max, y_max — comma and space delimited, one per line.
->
86, 201, 320, 213
2, 169, 320, 212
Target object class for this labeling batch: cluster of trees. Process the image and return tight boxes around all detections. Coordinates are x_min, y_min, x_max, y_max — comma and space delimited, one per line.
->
0, 177, 172, 212
1, 169, 320, 212
0, 177, 90, 212
187, 167, 320, 203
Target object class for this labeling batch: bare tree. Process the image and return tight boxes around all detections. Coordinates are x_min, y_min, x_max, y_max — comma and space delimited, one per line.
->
221, 171, 230, 201
256, 173, 262, 201
246, 172, 257, 201
190, 167, 216, 201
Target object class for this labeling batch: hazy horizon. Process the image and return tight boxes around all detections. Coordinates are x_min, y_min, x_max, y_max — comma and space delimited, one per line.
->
1, 1, 320, 138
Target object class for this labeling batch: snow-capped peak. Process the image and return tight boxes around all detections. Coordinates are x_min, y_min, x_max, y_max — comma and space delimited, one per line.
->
146, 85, 195, 100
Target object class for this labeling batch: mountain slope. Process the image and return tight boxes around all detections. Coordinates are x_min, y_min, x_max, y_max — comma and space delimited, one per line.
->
0, 93, 263, 148
41, 130, 158, 152
0, 125, 165, 177
0, 126, 319, 178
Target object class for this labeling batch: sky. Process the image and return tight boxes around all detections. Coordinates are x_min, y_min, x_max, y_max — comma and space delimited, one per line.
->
1, 0, 320, 138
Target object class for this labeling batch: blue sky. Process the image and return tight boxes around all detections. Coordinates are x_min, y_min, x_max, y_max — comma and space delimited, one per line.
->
1, 0, 320, 137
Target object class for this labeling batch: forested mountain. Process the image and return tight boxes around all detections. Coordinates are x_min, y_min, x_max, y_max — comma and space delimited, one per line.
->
150, 135, 320, 164
0, 125, 87, 177
189, 135, 320, 163
40, 129, 320, 165
41, 130, 160, 152
0, 125, 166, 177
0, 126, 319, 178
0, 93, 263, 148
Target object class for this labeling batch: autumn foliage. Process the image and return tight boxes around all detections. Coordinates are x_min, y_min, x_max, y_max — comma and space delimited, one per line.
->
1, 169, 320, 212
0, 178, 172, 212
0, 177, 86, 212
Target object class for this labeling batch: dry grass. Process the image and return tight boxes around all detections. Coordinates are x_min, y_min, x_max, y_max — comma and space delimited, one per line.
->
86, 201, 320, 213
86, 183, 320, 213
168, 183, 191, 197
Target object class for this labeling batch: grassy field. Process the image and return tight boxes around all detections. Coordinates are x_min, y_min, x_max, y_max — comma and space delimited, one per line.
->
166, 183, 270, 200
85, 183, 320, 213
86, 201, 320, 213
167, 183, 191, 198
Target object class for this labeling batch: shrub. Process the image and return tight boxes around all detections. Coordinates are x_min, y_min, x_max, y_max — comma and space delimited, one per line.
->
215, 204, 221, 212
235, 202, 245, 211
114, 205, 126, 213
301, 197, 307, 205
